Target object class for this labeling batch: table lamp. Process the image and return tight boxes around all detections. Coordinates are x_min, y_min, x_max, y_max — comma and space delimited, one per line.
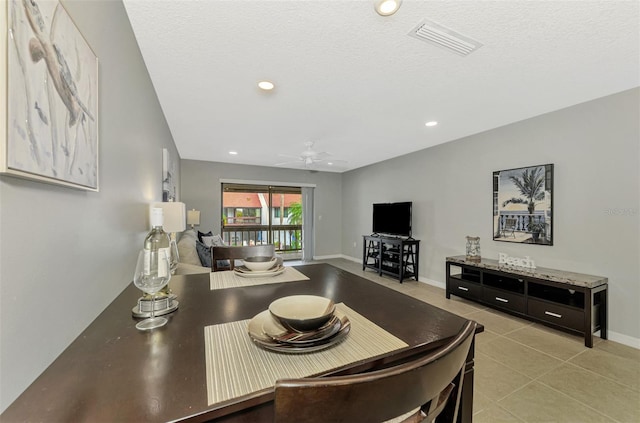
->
153, 201, 186, 270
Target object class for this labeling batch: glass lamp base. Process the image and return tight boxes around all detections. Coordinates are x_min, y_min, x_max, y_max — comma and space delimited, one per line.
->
135, 316, 168, 331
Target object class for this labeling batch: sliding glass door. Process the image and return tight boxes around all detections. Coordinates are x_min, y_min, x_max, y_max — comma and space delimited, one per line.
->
221, 183, 303, 259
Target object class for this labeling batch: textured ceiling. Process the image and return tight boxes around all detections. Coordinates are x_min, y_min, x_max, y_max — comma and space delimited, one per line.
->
123, 0, 640, 173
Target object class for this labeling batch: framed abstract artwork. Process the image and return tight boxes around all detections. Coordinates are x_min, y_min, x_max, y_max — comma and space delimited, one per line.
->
493, 164, 554, 245
1, 0, 99, 191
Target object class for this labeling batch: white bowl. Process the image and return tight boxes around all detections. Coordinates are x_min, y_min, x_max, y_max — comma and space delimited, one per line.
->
243, 256, 277, 272
269, 295, 336, 331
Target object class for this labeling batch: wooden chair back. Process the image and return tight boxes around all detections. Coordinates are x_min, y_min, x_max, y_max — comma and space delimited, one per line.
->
211, 244, 276, 271
274, 320, 477, 423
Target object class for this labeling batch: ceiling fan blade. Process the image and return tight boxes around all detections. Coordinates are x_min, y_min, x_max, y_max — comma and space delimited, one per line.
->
277, 153, 301, 159
274, 160, 303, 166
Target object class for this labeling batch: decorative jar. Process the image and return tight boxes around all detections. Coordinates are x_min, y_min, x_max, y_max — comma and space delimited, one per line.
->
466, 236, 481, 262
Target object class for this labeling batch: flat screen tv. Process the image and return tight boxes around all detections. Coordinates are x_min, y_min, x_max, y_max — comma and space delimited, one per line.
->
372, 202, 412, 238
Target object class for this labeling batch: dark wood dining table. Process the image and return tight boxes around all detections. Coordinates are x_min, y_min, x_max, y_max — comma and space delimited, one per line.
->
1, 263, 481, 423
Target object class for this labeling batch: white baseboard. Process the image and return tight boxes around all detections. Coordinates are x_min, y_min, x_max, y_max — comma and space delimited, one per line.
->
606, 331, 640, 350
339, 254, 361, 263
419, 277, 446, 290
313, 254, 346, 261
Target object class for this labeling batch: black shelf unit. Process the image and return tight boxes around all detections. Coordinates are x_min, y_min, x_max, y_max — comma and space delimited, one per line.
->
363, 235, 420, 283
445, 256, 608, 347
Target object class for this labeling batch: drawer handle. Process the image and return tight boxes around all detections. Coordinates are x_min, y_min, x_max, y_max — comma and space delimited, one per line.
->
495, 297, 509, 303
457, 286, 469, 291
544, 311, 562, 318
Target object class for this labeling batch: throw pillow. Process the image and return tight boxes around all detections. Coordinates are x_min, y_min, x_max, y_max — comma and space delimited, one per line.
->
211, 234, 227, 246
198, 230, 213, 243
202, 234, 227, 247
177, 230, 202, 266
195, 240, 212, 268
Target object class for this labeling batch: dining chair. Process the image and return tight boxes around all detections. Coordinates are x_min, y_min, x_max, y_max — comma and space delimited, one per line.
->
211, 244, 276, 271
273, 320, 477, 423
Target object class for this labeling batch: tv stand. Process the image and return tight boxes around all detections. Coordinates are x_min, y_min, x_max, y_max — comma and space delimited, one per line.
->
446, 256, 608, 347
363, 235, 420, 282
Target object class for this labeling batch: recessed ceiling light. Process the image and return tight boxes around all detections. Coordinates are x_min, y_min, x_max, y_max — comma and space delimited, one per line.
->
327, 162, 333, 166
375, 0, 402, 16
229, 151, 238, 155
258, 81, 274, 91
425, 121, 438, 127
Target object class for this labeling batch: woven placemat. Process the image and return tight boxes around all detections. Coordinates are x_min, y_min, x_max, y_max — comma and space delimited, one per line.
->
204, 303, 409, 406
209, 267, 310, 290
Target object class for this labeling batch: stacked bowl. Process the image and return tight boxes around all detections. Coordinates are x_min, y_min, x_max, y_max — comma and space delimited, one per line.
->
234, 256, 284, 278
247, 295, 351, 353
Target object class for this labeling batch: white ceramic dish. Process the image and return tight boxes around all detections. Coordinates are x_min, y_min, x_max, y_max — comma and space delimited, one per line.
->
268, 295, 336, 331
264, 314, 342, 345
247, 309, 350, 353
243, 256, 277, 272
233, 265, 285, 278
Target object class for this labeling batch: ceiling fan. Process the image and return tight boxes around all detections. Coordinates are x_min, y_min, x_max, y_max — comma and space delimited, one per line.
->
275, 141, 347, 168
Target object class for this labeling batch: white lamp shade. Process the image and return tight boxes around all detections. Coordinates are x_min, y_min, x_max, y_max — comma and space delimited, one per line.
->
152, 202, 186, 233
187, 209, 201, 226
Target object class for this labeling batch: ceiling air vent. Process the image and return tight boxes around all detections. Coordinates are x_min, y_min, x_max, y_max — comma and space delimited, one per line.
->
408, 19, 482, 56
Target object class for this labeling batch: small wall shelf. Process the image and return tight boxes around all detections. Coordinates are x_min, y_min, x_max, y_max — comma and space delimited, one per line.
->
363, 235, 420, 283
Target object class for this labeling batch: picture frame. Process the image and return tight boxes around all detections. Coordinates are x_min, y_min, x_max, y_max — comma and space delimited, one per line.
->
1, 0, 99, 191
493, 164, 553, 245
162, 148, 176, 201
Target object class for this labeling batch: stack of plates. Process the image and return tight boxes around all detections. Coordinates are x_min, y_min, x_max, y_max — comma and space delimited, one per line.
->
247, 295, 350, 353
233, 264, 286, 278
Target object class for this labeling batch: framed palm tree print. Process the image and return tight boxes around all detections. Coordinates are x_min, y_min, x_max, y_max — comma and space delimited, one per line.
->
493, 164, 553, 245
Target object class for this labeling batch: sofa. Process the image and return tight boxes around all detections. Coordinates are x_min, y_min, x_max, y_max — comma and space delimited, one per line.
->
175, 229, 214, 274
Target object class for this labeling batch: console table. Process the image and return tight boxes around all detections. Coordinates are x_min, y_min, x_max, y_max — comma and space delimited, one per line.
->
445, 256, 608, 347
363, 235, 419, 282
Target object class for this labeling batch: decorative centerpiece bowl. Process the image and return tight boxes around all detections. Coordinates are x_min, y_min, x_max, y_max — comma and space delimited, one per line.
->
243, 256, 277, 272
269, 295, 336, 332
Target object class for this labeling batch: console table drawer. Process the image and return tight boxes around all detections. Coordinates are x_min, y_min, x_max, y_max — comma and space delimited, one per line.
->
528, 298, 583, 331
483, 287, 526, 313
450, 279, 481, 299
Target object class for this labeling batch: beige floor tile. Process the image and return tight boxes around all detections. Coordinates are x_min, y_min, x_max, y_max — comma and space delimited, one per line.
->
426, 296, 486, 317
569, 347, 640, 392
475, 353, 532, 401
595, 339, 640, 362
473, 390, 494, 414
477, 336, 563, 379
464, 309, 533, 335
498, 382, 612, 422
505, 325, 587, 361
538, 363, 640, 422
474, 329, 500, 347
473, 403, 524, 422
530, 322, 592, 344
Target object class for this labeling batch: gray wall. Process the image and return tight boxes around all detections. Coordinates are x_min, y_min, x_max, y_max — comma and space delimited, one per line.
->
180, 160, 343, 257
342, 88, 640, 344
0, 0, 179, 411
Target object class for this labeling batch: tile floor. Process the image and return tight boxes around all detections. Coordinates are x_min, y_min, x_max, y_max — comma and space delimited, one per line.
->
315, 258, 640, 423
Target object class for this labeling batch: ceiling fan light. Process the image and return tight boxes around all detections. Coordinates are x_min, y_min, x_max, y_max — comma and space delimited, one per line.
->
425, 121, 438, 127
375, 0, 401, 16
